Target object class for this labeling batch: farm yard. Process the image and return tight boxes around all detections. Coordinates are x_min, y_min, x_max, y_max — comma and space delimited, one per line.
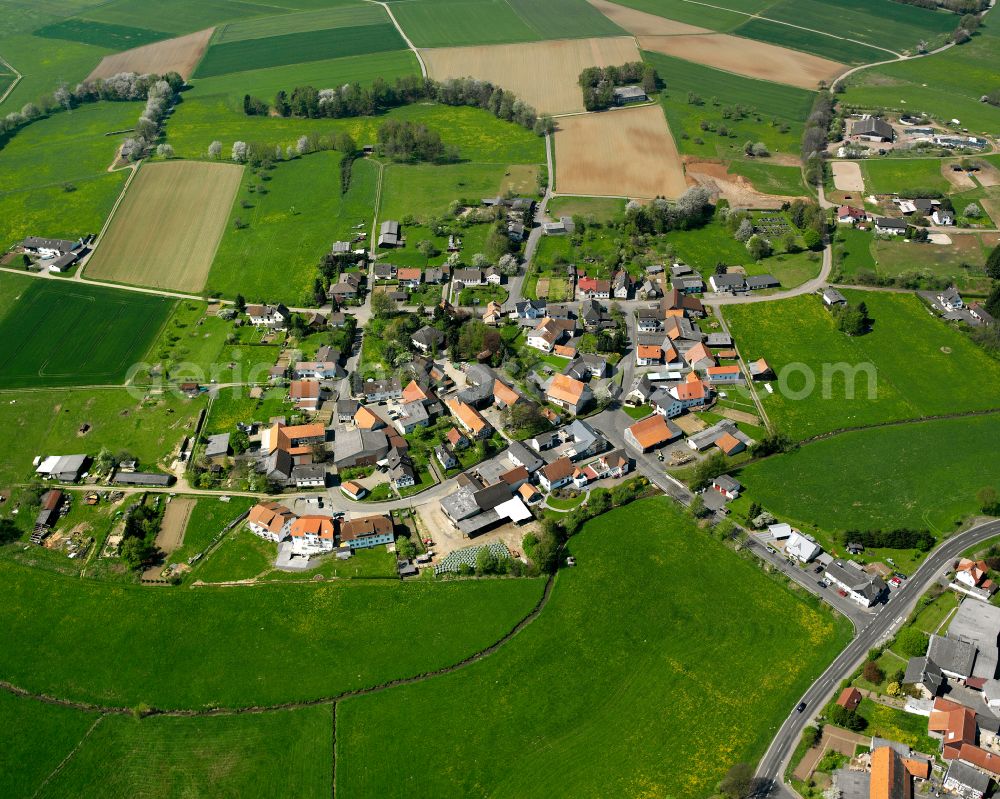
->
336, 498, 850, 798
638, 33, 844, 90
85, 27, 214, 80
0, 276, 174, 389
554, 104, 686, 198
85, 161, 244, 293
722, 291, 1000, 440
421, 36, 641, 115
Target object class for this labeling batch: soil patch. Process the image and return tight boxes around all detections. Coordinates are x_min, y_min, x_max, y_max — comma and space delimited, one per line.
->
87, 28, 214, 81
718, 407, 760, 425
156, 497, 196, 554
942, 162, 976, 190
975, 161, 1000, 188
673, 414, 707, 434
588, 0, 712, 35
684, 158, 797, 209
831, 161, 865, 192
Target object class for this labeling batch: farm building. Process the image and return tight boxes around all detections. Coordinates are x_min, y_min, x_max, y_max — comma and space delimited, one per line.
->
849, 115, 894, 142
614, 85, 647, 105
378, 220, 402, 248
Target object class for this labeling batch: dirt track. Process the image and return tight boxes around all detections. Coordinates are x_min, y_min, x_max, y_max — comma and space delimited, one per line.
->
421, 37, 640, 115
157, 497, 196, 553
639, 33, 844, 90
87, 28, 214, 81
555, 105, 687, 199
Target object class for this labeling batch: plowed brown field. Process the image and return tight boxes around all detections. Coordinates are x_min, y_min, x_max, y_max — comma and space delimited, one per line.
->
87, 28, 214, 81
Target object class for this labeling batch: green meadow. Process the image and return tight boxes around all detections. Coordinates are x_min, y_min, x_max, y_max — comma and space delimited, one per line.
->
213, 4, 387, 41
860, 158, 951, 195
79, 0, 284, 34
734, 18, 888, 64
0, 32, 107, 111
612, 0, 746, 31
0, 559, 546, 709
33, 18, 169, 50
644, 51, 812, 159
723, 291, 1000, 439
337, 498, 850, 798
739, 413, 1000, 537
729, 159, 806, 196
164, 496, 257, 568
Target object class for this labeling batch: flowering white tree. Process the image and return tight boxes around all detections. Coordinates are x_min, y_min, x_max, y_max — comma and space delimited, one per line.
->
296, 135, 310, 156
232, 141, 248, 163
208, 140, 222, 159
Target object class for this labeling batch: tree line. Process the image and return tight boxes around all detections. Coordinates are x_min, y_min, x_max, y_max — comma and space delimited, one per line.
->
838, 527, 935, 551
242, 74, 554, 136
578, 62, 659, 111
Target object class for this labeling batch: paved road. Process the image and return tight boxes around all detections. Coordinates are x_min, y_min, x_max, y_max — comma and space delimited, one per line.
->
754, 517, 1000, 799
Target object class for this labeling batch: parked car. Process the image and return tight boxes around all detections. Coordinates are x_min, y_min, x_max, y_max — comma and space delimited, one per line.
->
813, 565, 823, 573
817, 580, 828, 588
889, 577, 902, 588
838, 589, 848, 598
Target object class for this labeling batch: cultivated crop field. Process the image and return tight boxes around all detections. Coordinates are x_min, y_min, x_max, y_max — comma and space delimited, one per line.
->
195, 23, 406, 78
0, 277, 173, 389
587, 0, 712, 35
639, 33, 844, 90
723, 292, 1000, 439
555, 104, 687, 198
213, 5, 387, 42
336, 498, 850, 798
85, 161, 244, 293
36, 706, 333, 798
34, 18, 169, 50
603, 0, 747, 31
79, 0, 277, 34
421, 36, 641, 115
0, 560, 546, 709
739, 414, 1000, 539
86, 27, 214, 80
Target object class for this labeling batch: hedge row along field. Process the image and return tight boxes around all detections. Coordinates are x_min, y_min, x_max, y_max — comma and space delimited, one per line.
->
194, 24, 407, 78
337, 498, 851, 798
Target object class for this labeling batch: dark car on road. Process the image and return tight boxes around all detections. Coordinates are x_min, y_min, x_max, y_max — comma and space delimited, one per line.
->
796, 702, 807, 713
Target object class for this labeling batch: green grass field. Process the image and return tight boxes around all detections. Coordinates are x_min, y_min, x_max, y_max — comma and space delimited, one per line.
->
193, 527, 275, 582
0, 277, 174, 389
738, 413, 1000, 538
644, 51, 812, 159
613, 0, 746, 31
860, 158, 950, 195
207, 151, 376, 305
0, 32, 108, 111
0, 385, 206, 486
80, 0, 284, 34
745, 0, 956, 55
37, 705, 333, 798
337, 498, 850, 798
0, 690, 99, 799
189, 50, 420, 103
723, 291, 1000, 439
840, 28, 1000, 132
0, 559, 546, 709
195, 23, 406, 78
214, 4, 386, 42
33, 18, 169, 50
733, 18, 888, 64
547, 196, 626, 221
729, 159, 806, 196
166, 496, 256, 568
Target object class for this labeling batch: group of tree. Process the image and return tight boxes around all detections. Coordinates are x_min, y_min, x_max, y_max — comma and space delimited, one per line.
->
376, 119, 455, 163
623, 186, 714, 236
243, 74, 548, 135
579, 62, 659, 111
801, 93, 835, 185
838, 526, 935, 552
121, 77, 177, 162
119, 500, 164, 571
833, 300, 872, 336
223, 129, 357, 170
2, 69, 183, 142
827, 702, 867, 732
893, 0, 986, 12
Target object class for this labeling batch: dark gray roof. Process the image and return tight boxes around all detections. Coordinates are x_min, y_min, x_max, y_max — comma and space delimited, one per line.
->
205, 433, 230, 458
111, 471, 175, 486
876, 217, 908, 229
474, 483, 513, 511
712, 273, 745, 289
412, 325, 445, 348
713, 474, 742, 492
745, 274, 779, 290
928, 634, 976, 677
903, 656, 944, 695
946, 760, 991, 794
292, 463, 326, 481
506, 440, 543, 473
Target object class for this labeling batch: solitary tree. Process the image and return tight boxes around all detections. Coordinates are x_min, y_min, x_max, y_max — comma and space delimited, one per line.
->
371, 290, 394, 318
207, 140, 222, 159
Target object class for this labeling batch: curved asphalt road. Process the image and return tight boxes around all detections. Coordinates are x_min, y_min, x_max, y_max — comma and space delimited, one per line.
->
755, 517, 1000, 799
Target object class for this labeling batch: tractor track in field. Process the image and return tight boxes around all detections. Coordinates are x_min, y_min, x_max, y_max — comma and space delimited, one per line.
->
0, 571, 556, 718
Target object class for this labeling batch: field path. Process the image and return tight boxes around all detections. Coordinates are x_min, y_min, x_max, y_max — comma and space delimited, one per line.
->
367, 0, 427, 77
0, 52, 22, 106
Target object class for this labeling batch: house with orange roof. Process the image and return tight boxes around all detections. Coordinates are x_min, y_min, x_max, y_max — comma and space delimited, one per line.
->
748, 358, 774, 380
527, 317, 575, 353
954, 559, 997, 599
289, 515, 335, 554
624, 414, 681, 452
401, 379, 429, 404
518, 482, 541, 504
340, 480, 367, 501
397, 267, 423, 288
446, 398, 492, 439
446, 427, 470, 450
714, 431, 746, 456
539, 456, 574, 491
837, 687, 862, 711
247, 502, 296, 542
354, 405, 386, 430
553, 343, 576, 358
289, 379, 322, 411
636, 344, 662, 366
483, 300, 504, 326
492, 379, 522, 409
577, 276, 610, 299
929, 697, 978, 759
544, 373, 593, 415
499, 465, 529, 490
683, 342, 715, 369
705, 364, 743, 384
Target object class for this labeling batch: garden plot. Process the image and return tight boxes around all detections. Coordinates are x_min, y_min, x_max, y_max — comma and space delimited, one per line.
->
421, 36, 641, 115
555, 104, 686, 198
831, 161, 865, 192
87, 27, 214, 80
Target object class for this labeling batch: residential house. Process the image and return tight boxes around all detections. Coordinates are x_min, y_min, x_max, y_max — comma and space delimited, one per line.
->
544, 373, 593, 415
294, 361, 342, 380
612, 270, 631, 299
944, 760, 991, 799
748, 358, 774, 380
397, 267, 423, 289
22, 236, 80, 258
875, 217, 908, 236
204, 433, 230, 464
927, 635, 976, 680
526, 317, 574, 353
837, 205, 867, 225
637, 307, 662, 332
354, 405, 387, 430
785, 531, 822, 563
705, 364, 743, 385
435, 444, 459, 470
579, 299, 614, 331
519, 483, 541, 504
482, 301, 504, 326
636, 345, 663, 366
837, 687, 862, 711
373, 262, 396, 281
970, 304, 996, 327
577, 277, 611, 300
246, 303, 291, 329
593, 449, 630, 478
515, 299, 547, 320
711, 474, 741, 500
662, 288, 704, 317
458, 363, 499, 408
332, 428, 390, 468
745, 274, 780, 291
492, 379, 522, 410
684, 342, 715, 370
714, 431, 746, 456
341, 480, 367, 501
563, 419, 607, 461
903, 656, 945, 699
292, 463, 326, 488
624, 414, 681, 452
387, 450, 416, 489
452, 268, 484, 287
539, 456, 574, 491
378, 220, 402, 248
446, 427, 470, 450
247, 502, 295, 542
411, 325, 445, 353
424, 267, 446, 284
446, 398, 492, 439
933, 208, 956, 226
705, 332, 732, 348
674, 276, 704, 294
339, 514, 394, 549
954, 558, 998, 599
485, 266, 502, 285
337, 398, 359, 423
394, 400, 430, 435
709, 273, 746, 293
613, 85, 647, 104
542, 217, 575, 235
507, 220, 525, 242
938, 287, 964, 312
289, 380, 322, 411
626, 375, 656, 406
359, 377, 401, 403
506, 440, 543, 473
824, 560, 887, 607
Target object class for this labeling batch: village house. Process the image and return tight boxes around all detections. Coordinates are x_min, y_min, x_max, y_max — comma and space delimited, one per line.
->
637, 307, 662, 332
515, 299, 547, 320
341, 480, 367, 501
821, 287, 847, 307
875, 217, 908, 236
577, 276, 611, 300
22, 236, 81, 259
204, 433, 230, 465
435, 444, 459, 470
624, 414, 681, 452
539, 456, 574, 491
614, 85, 647, 105
745, 274, 780, 291
824, 560, 887, 607
849, 115, 894, 142
544, 373, 593, 415
579, 299, 614, 331
662, 288, 705, 318
446, 398, 492, 439
705, 364, 742, 384
446, 427, 470, 450
397, 267, 423, 289
354, 405, 387, 430
711, 474, 741, 500
709, 273, 746, 293
359, 377, 402, 403
482, 300, 504, 326
411, 325, 445, 353
246, 303, 291, 329
452, 268, 484, 287
247, 502, 296, 542
485, 266, 502, 285
340, 514, 394, 549
636, 345, 663, 367
612, 270, 631, 299
333, 428, 390, 469
937, 287, 964, 312
289, 380, 323, 411
292, 463, 326, 488
373, 262, 396, 281
526, 317, 574, 353
837, 205, 867, 225
294, 361, 342, 380
748, 358, 774, 380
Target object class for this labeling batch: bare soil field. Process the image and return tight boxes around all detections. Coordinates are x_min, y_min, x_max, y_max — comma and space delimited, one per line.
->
831, 160, 865, 192
421, 37, 640, 115
157, 497, 196, 553
976, 161, 1000, 188
588, 0, 711, 35
85, 161, 243, 292
942, 161, 976, 190
638, 33, 844, 90
87, 28, 214, 81
555, 105, 686, 198
684, 159, 797, 208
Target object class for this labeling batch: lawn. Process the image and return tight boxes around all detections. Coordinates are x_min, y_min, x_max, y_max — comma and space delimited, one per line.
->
195, 23, 406, 78
336, 497, 851, 798
207, 151, 376, 305
722, 291, 1000, 439
644, 51, 812, 159
729, 159, 806, 196
856, 698, 941, 754
193, 527, 274, 582
547, 196, 626, 221
0, 386, 205, 487
380, 162, 520, 221
166, 496, 256, 567
738, 413, 1000, 538
0, 690, 99, 798
0, 277, 174, 388
840, 28, 1000, 132
0, 558, 546, 709
0, 32, 108, 111
860, 158, 951, 195
457, 284, 507, 307
871, 235, 995, 292
33, 18, 170, 50
832, 225, 878, 280
37, 705, 333, 798
262, 545, 398, 581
